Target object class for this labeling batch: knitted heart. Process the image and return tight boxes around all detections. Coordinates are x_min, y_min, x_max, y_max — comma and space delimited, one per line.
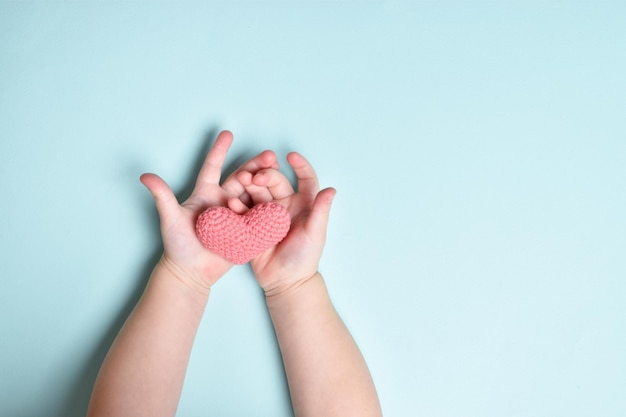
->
195, 202, 291, 264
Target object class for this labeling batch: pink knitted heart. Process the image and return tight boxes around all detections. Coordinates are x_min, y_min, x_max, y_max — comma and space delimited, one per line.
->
195, 202, 291, 264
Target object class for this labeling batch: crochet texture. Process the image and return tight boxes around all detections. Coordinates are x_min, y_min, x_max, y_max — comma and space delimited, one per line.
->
195, 202, 291, 264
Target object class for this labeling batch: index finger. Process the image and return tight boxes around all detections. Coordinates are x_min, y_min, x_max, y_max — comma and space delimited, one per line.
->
195, 130, 234, 187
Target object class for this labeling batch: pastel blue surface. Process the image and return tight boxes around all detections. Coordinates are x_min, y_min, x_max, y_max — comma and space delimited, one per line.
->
1, 2, 625, 416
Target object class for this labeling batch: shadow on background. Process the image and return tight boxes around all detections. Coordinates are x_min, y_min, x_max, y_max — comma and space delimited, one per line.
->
51, 128, 259, 417
53, 249, 162, 417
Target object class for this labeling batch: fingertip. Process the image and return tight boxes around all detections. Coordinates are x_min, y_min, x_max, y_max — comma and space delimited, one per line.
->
237, 170, 253, 185
140, 172, 155, 181
219, 129, 234, 141
317, 187, 337, 208
259, 150, 278, 166
227, 197, 249, 214
324, 186, 337, 198
215, 130, 234, 149
286, 151, 303, 166
252, 170, 270, 186
139, 173, 163, 192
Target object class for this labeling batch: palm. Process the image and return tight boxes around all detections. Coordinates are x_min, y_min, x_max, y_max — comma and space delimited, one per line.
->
251, 198, 319, 288
236, 152, 336, 294
162, 187, 233, 284
141, 131, 279, 288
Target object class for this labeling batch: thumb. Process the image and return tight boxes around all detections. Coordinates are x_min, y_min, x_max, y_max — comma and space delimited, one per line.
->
305, 187, 336, 235
140, 173, 181, 227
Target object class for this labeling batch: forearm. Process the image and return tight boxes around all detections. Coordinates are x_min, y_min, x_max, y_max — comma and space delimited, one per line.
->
266, 273, 382, 417
87, 259, 210, 417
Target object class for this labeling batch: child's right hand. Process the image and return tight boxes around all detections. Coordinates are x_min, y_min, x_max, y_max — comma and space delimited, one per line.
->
228, 152, 336, 296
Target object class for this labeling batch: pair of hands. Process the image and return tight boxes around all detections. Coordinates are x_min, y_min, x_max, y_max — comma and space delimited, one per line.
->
140, 131, 336, 296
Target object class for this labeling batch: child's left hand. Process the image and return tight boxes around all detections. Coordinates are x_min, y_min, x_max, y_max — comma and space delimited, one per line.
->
227, 152, 336, 296
140, 130, 279, 291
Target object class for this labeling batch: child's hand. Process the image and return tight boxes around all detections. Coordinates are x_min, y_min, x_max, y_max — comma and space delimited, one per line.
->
140, 130, 279, 292
229, 152, 336, 296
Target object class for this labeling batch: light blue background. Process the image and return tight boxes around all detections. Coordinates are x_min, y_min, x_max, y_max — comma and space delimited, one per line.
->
1, 1, 625, 416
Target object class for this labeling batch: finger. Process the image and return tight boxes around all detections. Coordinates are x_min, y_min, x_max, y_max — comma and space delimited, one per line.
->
234, 149, 279, 176
251, 169, 294, 200
221, 149, 279, 196
229, 170, 274, 204
195, 130, 233, 187
240, 173, 274, 203
227, 197, 250, 214
227, 170, 254, 207
140, 173, 181, 226
287, 152, 320, 197
305, 187, 336, 235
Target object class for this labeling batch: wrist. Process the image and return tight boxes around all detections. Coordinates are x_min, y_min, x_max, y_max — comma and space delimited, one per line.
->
263, 271, 324, 300
156, 256, 215, 299
265, 271, 335, 326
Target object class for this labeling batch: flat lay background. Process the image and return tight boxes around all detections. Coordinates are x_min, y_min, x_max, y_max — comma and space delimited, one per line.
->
1, 1, 625, 416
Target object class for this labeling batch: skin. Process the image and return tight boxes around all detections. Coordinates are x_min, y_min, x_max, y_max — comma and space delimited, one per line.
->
235, 161, 383, 417
86, 131, 382, 417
